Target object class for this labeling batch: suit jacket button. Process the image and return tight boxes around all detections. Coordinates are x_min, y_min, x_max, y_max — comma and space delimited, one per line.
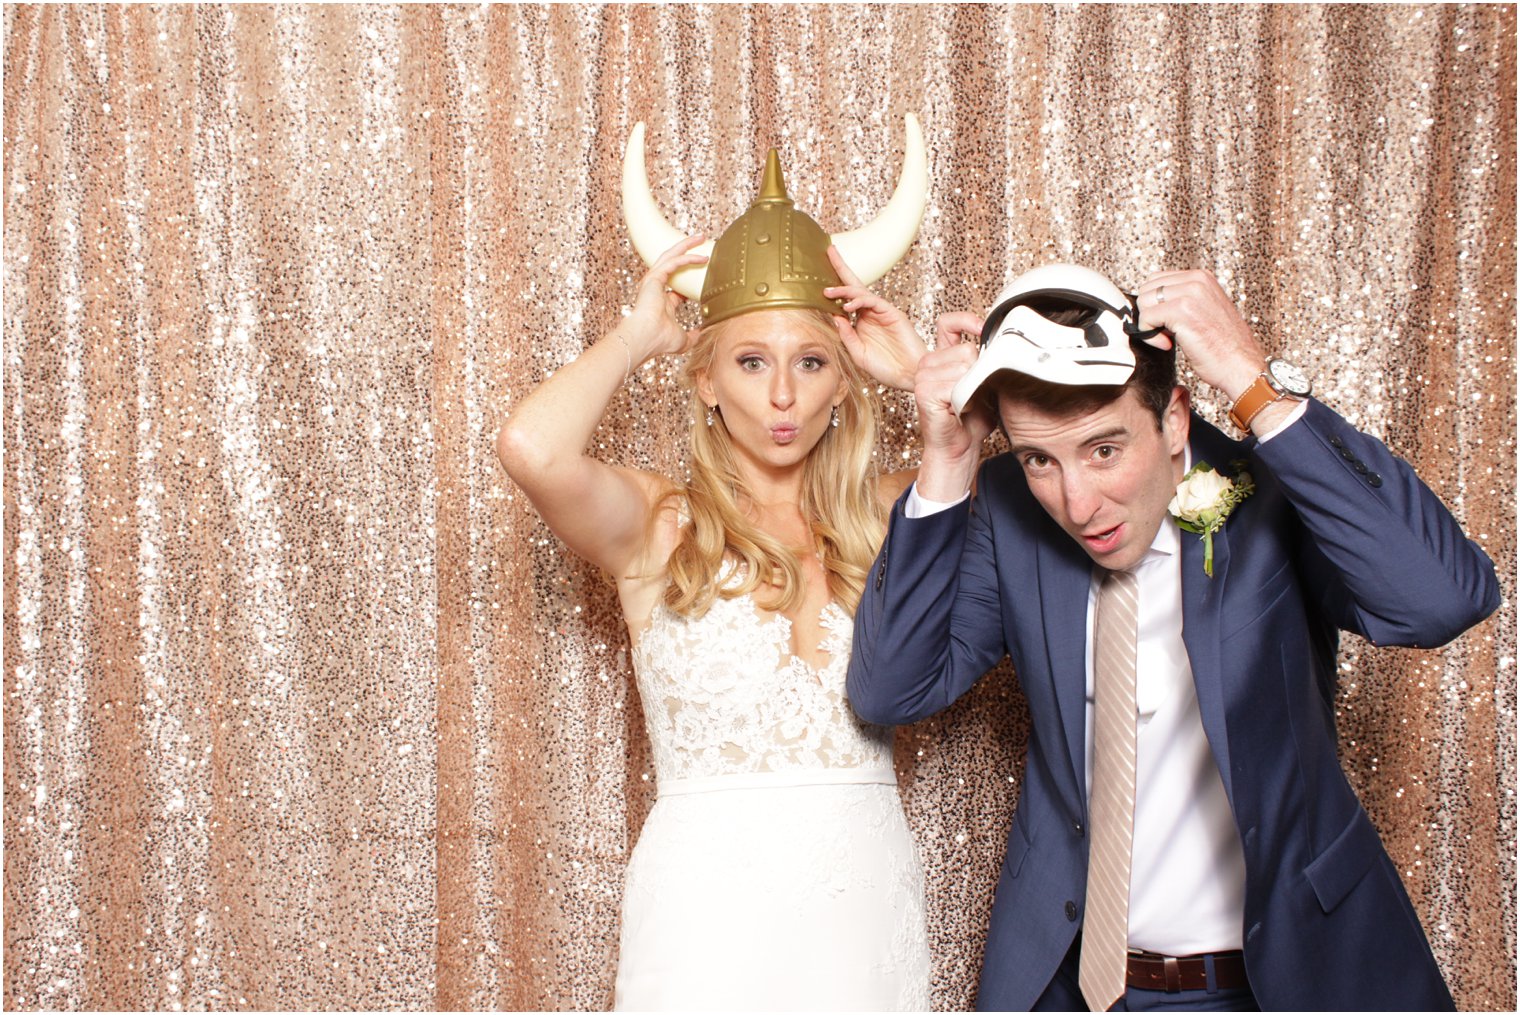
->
1354, 461, 1368, 474
1072, 820, 1084, 836
1340, 448, 1357, 461
1329, 435, 1344, 448
1368, 473, 1383, 488
1065, 900, 1078, 921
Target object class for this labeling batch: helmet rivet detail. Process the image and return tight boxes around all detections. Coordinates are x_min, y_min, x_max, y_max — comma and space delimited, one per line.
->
755, 283, 769, 295
756, 233, 770, 245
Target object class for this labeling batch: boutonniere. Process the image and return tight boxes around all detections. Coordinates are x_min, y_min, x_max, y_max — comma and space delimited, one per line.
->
1168, 461, 1255, 578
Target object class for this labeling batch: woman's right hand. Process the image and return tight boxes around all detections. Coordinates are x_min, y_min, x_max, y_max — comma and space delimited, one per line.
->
496, 234, 707, 582
623, 234, 710, 360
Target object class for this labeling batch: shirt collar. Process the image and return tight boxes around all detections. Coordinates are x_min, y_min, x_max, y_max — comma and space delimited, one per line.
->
1150, 510, 1180, 559
1146, 441, 1191, 561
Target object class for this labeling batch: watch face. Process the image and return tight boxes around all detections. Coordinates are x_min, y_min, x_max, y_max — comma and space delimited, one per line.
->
1268, 358, 1312, 396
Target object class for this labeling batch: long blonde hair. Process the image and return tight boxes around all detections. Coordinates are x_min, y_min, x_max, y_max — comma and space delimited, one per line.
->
661, 308, 885, 617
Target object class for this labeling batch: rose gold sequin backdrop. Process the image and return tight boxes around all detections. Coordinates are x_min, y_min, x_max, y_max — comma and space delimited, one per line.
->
2, 4, 1513, 1011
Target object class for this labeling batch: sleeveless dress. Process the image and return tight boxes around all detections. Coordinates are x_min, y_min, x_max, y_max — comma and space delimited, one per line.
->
613, 588, 931, 1010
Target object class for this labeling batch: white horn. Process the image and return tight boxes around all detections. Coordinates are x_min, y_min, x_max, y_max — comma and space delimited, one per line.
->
621, 122, 711, 300
829, 113, 929, 286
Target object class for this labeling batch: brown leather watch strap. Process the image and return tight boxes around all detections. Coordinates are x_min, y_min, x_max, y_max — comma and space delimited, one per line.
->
1228, 374, 1281, 432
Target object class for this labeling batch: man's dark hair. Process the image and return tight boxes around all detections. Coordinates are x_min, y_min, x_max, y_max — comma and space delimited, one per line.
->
981, 297, 1178, 428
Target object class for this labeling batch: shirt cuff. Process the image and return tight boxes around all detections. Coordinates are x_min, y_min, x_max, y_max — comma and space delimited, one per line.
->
905, 483, 971, 518
1255, 398, 1309, 444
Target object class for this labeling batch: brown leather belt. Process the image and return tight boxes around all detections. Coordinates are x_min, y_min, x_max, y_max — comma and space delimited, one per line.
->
1126, 949, 1248, 993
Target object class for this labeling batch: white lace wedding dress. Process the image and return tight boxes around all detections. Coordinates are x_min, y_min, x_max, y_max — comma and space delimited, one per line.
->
613, 589, 931, 1011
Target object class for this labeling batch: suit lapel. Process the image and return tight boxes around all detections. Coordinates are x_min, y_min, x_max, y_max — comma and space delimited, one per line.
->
1036, 531, 1094, 807
1180, 429, 1237, 803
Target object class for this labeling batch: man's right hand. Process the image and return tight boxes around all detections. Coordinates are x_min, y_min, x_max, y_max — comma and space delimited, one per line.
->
914, 312, 997, 502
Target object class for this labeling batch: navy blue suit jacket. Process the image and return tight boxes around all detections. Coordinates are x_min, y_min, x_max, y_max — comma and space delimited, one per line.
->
848, 401, 1498, 1011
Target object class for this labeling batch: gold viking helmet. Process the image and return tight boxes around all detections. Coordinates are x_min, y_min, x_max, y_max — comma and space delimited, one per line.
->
698, 151, 839, 325
621, 115, 929, 327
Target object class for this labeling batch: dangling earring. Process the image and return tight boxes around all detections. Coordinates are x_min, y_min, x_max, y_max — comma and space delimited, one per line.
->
705, 405, 716, 427
830, 405, 840, 428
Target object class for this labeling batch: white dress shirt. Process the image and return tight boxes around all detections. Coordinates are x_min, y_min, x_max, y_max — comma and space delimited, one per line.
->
903, 405, 1304, 956
1079, 494, 1245, 954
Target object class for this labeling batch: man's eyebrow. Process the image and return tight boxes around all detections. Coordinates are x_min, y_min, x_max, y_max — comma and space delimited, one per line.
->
1007, 425, 1130, 457
1082, 426, 1129, 445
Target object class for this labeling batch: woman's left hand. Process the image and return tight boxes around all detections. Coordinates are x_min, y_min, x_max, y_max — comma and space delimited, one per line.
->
824, 246, 927, 392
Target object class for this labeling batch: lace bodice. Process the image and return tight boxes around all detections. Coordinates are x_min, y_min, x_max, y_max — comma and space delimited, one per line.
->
631, 591, 893, 784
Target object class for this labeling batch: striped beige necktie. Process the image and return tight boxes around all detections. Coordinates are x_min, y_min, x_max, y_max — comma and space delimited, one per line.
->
1079, 568, 1140, 1011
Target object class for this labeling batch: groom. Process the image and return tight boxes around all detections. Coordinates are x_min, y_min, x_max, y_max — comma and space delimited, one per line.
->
847, 265, 1499, 1011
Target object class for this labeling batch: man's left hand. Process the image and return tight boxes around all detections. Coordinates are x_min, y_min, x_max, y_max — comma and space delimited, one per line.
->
1133, 270, 1267, 403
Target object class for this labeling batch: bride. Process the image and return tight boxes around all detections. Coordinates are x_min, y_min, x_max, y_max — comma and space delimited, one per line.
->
497, 119, 932, 1009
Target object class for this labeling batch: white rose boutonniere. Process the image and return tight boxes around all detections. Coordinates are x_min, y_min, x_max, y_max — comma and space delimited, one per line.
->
1168, 462, 1255, 577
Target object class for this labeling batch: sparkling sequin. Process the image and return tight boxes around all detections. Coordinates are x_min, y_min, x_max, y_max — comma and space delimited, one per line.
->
3, 4, 1513, 1011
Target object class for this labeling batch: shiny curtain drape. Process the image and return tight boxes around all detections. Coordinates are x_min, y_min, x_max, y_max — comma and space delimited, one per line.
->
4, 4, 1513, 1010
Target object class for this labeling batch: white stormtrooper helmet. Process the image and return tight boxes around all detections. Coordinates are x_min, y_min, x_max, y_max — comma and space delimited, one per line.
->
950, 263, 1151, 415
